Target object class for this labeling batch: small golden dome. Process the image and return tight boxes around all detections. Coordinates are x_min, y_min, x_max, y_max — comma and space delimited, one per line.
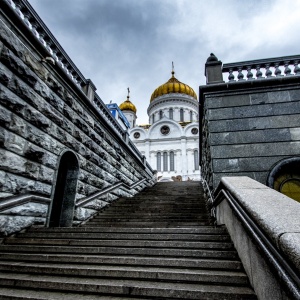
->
119, 90, 137, 113
150, 70, 197, 102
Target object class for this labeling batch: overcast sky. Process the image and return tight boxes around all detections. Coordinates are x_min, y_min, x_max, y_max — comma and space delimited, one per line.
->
28, 0, 300, 125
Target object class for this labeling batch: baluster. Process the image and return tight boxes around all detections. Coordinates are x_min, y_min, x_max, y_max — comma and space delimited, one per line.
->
265, 64, 273, 78
67, 65, 73, 77
246, 66, 254, 80
38, 30, 46, 46
44, 37, 52, 54
274, 63, 283, 77
75, 75, 83, 87
14, 0, 23, 17
22, 10, 31, 28
51, 46, 59, 62
228, 68, 235, 82
30, 21, 39, 37
71, 71, 78, 83
284, 61, 291, 76
294, 60, 300, 75
56, 52, 64, 68
61, 58, 68, 71
237, 67, 245, 81
255, 65, 263, 79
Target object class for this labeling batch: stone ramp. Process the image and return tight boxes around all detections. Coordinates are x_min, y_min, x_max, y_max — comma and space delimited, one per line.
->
0, 181, 257, 299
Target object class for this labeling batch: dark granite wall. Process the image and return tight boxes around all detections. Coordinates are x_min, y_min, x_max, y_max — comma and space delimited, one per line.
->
0, 11, 154, 234
200, 83, 300, 189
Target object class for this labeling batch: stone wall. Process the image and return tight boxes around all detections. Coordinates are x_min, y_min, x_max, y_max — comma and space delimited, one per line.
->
0, 6, 155, 235
200, 78, 300, 189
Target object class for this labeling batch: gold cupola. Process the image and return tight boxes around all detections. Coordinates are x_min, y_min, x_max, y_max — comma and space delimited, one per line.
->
119, 88, 137, 113
150, 63, 197, 102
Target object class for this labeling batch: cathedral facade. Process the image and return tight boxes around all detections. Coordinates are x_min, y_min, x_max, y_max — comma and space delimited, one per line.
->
119, 70, 200, 181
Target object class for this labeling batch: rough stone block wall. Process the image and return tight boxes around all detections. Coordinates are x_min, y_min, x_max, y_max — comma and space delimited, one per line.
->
201, 84, 300, 189
0, 14, 154, 235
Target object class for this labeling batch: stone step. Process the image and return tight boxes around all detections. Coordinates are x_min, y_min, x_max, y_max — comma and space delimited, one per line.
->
0, 262, 249, 285
90, 217, 210, 222
0, 253, 243, 270
99, 211, 207, 214
27, 226, 228, 234
0, 288, 150, 300
83, 223, 211, 227
4, 238, 234, 249
0, 245, 238, 259
84, 221, 210, 225
0, 273, 257, 299
108, 202, 205, 207
17, 232, 230, 242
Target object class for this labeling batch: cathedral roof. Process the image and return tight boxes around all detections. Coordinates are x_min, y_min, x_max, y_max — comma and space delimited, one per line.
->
150, 69, 197, 102
119, 89, 137, 113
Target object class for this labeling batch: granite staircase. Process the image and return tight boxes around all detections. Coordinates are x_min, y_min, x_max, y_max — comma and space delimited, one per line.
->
0, 182, 257, 299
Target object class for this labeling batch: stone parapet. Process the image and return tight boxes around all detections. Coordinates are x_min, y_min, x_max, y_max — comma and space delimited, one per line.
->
214, 176, 300, 300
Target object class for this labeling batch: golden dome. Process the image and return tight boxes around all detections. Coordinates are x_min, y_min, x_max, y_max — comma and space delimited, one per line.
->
150, 70, 197, 102
119, 95, 137, 113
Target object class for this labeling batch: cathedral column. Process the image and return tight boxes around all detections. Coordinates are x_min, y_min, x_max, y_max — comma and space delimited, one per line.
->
181, 137, 187, 180
150, 151, 157, 171
145, 139, 150, 162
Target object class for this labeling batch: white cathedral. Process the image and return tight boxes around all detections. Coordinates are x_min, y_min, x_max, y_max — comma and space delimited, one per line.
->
117, 68, 200, 181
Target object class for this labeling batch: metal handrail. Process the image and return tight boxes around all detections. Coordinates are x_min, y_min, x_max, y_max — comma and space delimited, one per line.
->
200, 178, 214, 204
213, 188, 300, 299
0, 178, 150, 212
76, 178, 148, 207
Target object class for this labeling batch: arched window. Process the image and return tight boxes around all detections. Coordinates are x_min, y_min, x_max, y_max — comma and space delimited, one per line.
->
163, 152, 168, 171
170, 151, 175, 171
159, 110, 163, 119
157, 152, 161, 171
194, 150, 199, 170
180, 108, 184, 122
152, 114, 155, 124
190, 111, 193, 122
169, 108, 173, 120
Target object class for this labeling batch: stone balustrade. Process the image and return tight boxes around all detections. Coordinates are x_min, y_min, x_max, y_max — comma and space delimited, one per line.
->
222, 55, 300, 82
4, 0, 125, 138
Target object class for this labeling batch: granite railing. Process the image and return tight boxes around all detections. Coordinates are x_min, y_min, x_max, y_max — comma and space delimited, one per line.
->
222, 55, 300, 82
212, 177, 300, 300
3, 0, 125, 138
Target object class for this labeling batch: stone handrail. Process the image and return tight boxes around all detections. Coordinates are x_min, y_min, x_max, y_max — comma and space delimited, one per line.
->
213, 177, 300, 300
222, 55, 300, 82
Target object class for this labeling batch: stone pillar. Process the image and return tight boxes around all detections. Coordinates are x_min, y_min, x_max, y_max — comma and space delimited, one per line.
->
205, 53, 224, 85
145, 139, 150, 162
82, 79, 97, 101
181, 138, 187, 179
123, 131, 129, 144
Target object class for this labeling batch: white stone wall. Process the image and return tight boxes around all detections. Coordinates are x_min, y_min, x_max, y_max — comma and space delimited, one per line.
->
130, 118, 200, 181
